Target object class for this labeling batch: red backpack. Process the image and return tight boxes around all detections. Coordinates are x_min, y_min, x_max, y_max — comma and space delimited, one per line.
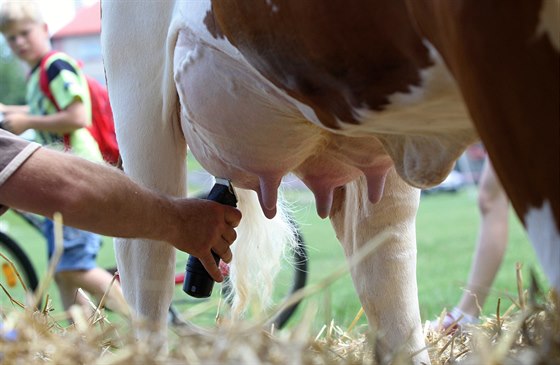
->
39, 51, 120, 165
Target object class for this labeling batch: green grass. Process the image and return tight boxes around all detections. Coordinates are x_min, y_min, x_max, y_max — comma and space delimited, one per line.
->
0, 184, 544, 331
0, 211, 119, 313
274, 187, 543, 331
416, 187, 542, 320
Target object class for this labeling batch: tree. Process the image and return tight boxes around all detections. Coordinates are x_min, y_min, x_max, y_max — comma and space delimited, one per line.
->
0, 37, 27, 105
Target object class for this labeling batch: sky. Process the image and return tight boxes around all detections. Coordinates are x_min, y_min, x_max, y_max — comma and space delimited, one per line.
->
39, 0, 78, 34
0, 0, 98, 35
40, 0, 98, 34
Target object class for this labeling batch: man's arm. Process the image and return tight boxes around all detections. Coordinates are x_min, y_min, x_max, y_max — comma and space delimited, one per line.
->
0, 147, 241, 281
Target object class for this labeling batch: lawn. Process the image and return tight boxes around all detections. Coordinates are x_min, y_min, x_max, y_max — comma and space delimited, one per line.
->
415, 188, 542, 320
0, 180, 544, 331
278, 186, 543, 329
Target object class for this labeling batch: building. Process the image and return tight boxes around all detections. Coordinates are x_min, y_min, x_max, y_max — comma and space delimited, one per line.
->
51, 1, 104, 84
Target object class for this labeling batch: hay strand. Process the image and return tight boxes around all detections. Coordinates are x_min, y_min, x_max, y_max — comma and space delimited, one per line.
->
1, 214, 558, 364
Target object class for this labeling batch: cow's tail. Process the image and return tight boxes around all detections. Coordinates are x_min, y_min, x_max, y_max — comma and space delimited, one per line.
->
226, 187, 298, 320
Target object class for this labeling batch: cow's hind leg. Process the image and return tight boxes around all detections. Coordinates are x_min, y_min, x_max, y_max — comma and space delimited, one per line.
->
330, 169, 427, 364
108, 113, 184, 335
101, 1, 183, 338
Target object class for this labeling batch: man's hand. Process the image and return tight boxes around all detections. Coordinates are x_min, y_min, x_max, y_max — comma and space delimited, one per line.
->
169, 198, 242, 282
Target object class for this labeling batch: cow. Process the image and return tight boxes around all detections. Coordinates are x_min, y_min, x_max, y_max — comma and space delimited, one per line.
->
100, 1, 559, 363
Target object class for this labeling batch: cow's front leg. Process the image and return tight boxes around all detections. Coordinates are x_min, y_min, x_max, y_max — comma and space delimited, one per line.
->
330, 169, 428, 364
101, 1, 183, 336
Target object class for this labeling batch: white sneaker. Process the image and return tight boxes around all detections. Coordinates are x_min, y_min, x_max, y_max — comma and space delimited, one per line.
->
430, 307, 479, 333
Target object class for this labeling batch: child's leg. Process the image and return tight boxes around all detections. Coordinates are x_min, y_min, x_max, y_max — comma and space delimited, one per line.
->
55, 272, 93, 314
55, 268, 128, 315
46, 223, 127, 314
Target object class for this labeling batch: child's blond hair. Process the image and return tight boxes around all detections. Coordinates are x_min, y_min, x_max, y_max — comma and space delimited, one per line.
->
0, 1, 44, 33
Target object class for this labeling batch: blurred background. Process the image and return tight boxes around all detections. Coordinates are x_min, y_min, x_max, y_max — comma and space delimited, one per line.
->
1, 0, 104, 106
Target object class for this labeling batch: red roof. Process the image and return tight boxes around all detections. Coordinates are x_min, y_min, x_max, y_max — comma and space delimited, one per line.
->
52, 2, 101, 39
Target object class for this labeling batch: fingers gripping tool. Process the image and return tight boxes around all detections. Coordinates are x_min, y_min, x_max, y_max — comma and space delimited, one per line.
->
183, 178, 237, 298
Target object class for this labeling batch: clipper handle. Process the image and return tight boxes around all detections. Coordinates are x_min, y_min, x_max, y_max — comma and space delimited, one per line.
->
183, 179, 237, 298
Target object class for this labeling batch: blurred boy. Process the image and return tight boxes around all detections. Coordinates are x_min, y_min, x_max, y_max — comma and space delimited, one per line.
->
0, 1, 127, 315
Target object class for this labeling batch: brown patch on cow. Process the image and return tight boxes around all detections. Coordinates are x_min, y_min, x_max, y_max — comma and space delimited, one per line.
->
203, 6, 224, 39
408, 0, 560, 228
210, 0, 433, 129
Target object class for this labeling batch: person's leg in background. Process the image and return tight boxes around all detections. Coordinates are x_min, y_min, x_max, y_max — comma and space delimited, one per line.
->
434, 156, 509, 330
55, 268, 129, 316
44, 220, 128, 316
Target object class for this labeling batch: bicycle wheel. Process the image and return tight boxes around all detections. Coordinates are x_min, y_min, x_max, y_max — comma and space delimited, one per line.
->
169, 219, 309, 330
269, 221, 308, 329
0, 232, 40, 309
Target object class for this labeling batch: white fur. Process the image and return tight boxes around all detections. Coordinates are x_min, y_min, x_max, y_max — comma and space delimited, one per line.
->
536, 0, 560, 51
228, 188, 297, 316
525, 201, 560, 291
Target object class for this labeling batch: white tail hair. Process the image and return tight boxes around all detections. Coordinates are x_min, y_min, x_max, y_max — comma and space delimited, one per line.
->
226, 187, 297, 318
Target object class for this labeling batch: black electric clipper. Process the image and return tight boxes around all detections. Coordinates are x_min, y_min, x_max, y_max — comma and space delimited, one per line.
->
183, 178, 237, 298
